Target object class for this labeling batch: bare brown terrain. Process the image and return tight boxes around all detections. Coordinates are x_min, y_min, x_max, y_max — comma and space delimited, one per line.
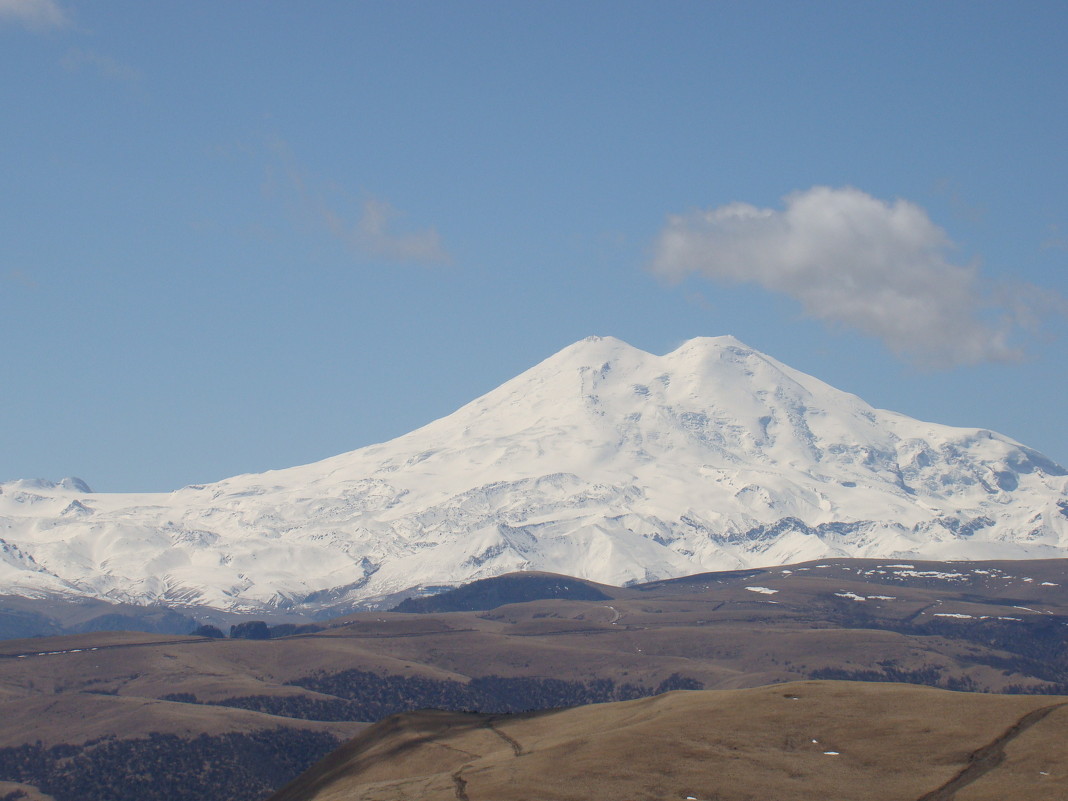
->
267, 681, 1068, 801
0, 557, 1065, 801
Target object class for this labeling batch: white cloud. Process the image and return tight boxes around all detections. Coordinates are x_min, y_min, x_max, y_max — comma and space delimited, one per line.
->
650, 186, 1065, 368
266, 142, 450, 265
0, 0, 68, 29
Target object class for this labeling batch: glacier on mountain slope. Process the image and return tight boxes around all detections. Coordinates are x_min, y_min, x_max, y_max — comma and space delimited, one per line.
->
1, 335, 1066, 614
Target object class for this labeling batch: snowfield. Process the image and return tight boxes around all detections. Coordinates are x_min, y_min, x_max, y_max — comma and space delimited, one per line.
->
1, 335, 1066, 614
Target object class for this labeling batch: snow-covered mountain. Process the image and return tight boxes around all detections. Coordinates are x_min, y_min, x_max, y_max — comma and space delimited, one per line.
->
2, 335, 1067, 615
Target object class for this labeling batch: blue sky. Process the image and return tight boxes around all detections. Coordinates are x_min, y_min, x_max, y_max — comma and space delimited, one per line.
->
3, 1, 1066, 492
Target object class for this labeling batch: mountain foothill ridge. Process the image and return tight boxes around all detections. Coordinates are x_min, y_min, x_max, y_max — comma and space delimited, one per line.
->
1, 334, 1066, 616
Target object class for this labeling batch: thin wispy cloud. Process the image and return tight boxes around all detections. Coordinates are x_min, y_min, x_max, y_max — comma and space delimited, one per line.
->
61, 48, 142, 85
322, 197, 450, 264
266, 141, 450, 265
0, 0, 68, 29
1042, 224, 1068, 252
4, 269, 37, 288
933, 178, 987, 225
650, 186, 1066, 368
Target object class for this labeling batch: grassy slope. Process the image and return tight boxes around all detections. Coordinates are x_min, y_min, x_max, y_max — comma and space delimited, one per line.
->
0, 558, 1066, 799
268, 681, 1068, 801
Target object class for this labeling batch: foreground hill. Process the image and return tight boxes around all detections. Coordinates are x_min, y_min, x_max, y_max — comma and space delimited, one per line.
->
268, 681, 1068, 801
1, 559, 1066, 800
2, 336, 1066, 619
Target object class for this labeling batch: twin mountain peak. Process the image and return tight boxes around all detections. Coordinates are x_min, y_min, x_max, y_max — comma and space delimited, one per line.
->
2, 335, 1066, 615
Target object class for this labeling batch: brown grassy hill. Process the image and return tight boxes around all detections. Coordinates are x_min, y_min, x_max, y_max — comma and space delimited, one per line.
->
267, 681, 1068, 801
0, 781, 55, 801
0, 558, 1066, 801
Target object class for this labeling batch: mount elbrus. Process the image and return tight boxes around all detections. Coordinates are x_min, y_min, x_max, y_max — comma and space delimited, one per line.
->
2, 336, 1066, 616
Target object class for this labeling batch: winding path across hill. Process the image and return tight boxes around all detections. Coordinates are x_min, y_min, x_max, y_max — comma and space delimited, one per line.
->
915, 703, 1066, 800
